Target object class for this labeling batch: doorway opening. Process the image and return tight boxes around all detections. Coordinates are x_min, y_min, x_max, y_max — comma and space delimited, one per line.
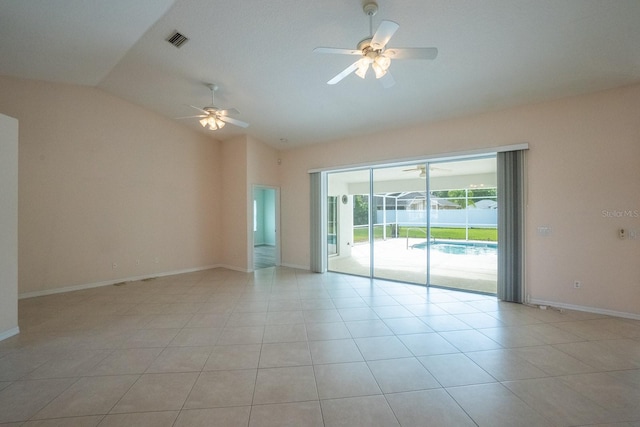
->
253, 186, 279, 270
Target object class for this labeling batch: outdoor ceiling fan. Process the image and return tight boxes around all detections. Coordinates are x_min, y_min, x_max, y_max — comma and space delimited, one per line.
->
176, 84, 249, 130
403, 165, 450, 178
314, 2, 438, 88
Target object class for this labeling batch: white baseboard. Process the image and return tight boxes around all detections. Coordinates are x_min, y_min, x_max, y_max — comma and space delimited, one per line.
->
217, 264, 252, 273
528, 298, 640, 321
219, 263, 310, 273
17, 264, 332, 300
19, 265, 219, 299
0, 326, 19, 342
279, 262, 309, 271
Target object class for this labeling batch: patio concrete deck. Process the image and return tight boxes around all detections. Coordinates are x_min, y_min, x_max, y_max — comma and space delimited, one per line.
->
328, 238, 497, 294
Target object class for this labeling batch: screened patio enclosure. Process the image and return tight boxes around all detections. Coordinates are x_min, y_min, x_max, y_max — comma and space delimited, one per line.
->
326, 157, 499, 293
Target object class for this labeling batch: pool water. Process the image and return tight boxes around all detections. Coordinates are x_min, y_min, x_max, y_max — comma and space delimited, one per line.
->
412, 241, 497, 256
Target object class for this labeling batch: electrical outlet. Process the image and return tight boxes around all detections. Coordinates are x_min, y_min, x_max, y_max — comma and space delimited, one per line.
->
573, 280, 581, 289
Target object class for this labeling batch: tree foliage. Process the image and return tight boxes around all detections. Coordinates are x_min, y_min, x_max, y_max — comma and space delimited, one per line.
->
353, 195, 369, 225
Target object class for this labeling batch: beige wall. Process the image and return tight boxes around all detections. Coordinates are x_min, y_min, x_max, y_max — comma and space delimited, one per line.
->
0, 76, 222, 296
2, 73, 639, 317
220, 136, 249, 270
220, 135, 280, 271
0, 113, 19, 339
247, 135, 280, 187
246, 135, 280, 269
280, 84, 640, 317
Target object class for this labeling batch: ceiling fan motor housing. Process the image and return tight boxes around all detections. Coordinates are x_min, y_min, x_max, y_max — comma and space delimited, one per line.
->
357, 38, 373, 52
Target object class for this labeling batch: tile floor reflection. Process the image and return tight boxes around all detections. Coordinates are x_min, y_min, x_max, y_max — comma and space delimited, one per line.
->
1, 267, 639, 426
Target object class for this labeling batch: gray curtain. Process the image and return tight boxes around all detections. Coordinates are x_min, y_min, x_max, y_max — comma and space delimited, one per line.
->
497, 150, 525, 302
310, 172, 326, 273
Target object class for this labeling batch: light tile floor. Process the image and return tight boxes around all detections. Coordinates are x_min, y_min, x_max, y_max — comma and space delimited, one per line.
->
1, 267, 640, 426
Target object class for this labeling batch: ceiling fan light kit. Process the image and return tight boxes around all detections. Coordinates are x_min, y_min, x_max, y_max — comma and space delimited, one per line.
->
176, 83, 249, 131
314, 1, 438, 88
199, 115, 225, 130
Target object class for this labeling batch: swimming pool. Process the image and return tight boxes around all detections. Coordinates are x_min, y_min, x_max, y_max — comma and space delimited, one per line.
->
412, 240, 497, 256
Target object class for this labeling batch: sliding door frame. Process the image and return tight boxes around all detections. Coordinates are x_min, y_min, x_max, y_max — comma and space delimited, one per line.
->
311, 144, 528, 293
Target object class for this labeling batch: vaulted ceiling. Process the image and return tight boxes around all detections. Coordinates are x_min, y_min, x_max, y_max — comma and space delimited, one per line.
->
1, 0, 639, 148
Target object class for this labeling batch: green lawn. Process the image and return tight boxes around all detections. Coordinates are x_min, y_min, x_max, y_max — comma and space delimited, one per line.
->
353, 226, 497, 243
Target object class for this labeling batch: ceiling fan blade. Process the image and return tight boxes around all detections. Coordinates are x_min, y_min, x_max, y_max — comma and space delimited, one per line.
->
379, 71, 395, 89
218, 115, 249, 128
314, 47, 361, 55
188, 104, 209, 115
403, 164, 426, 171
327, 60, 360, 85
385, 47, 438, 60
175, 115, 208, 119
218, 108, 240, 116
371, 20, 399, 49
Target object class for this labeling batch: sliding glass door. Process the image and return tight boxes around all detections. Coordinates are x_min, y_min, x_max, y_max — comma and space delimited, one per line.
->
326, 155, 497, 294
427, 157, 497, 293
372, 165, 428, 285
327, 169, 371, 277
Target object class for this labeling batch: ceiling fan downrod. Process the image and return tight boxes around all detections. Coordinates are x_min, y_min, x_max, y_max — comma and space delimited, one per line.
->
206, 83, 218, 106
363, 2, 378, 37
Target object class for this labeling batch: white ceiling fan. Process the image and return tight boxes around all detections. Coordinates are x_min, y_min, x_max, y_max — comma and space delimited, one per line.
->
403, 165, 450, 178
314, 2, 438, 88
177, 84, 249, 130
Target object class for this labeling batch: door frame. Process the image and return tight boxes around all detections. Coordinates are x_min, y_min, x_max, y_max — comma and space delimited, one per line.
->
324, 155, 498, 289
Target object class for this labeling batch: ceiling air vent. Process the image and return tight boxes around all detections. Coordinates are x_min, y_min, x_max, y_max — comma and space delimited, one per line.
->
166, 31, 189, 48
